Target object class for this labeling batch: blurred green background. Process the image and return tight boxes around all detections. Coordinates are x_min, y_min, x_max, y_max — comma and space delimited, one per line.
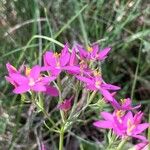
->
0, 0, 150, 149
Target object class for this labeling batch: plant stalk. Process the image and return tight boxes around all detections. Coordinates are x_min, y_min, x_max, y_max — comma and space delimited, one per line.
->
59, 128, 64, 150
116, 138, 127, 150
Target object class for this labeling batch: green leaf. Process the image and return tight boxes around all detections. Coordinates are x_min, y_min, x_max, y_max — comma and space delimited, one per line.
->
0, 117, 8, 134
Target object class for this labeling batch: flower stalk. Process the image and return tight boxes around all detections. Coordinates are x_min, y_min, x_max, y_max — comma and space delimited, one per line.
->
59, 127, 64, 150
116, 138, 128, 150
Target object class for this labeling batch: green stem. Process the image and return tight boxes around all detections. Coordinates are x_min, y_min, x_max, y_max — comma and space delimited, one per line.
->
60, 110, 65, 123
59, 128, 64, 150
106, 133, 118, 150
56, 76, 66, 150
41, 106, 59, 130
106, 142, 113, 150
131, 43, 142, 100
56, 76, 65, 123
68, 80, 81, 120
88, 91, 97, 104
30, 92, 59, 130
82, 91, 97, 110
116, 138, 127, 150
57, 76, 62, 94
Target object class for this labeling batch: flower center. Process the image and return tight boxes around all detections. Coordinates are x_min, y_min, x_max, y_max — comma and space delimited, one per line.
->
93, 70, 101, 77
116, 110, 125, 123
87, 46, 93, 52
127, 119, 135, 134
53, 52, 60, 58
79, 60, 87, 70
56, 61, 60, 68
95, 80, 101, 88
37, 76, 43, 81
120, 98, 127, 104
29, 78, 35, 86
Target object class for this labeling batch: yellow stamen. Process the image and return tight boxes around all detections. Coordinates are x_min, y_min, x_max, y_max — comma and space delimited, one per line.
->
116, 110, 125, 123
53, 52, 61, 67
95, 81, 101, 88
79, 60, 87, 70
127, 119, 135, 134
120, 98, 127, 104
87, 46, 93, 52
116, 110, 125, 118
79, 60, 85, 65
93, 70, 101, 77
53, 52, 60, 58
25, 67, 31, 76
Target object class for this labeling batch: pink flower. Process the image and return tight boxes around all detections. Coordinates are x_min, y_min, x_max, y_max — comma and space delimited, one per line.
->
43, 44, 70, 75
93, 111, 150, 141
43, 44, 80, 76
5, 63, 25, 87
66, 47, 82, 75
135, 141, 149, 150
6, 63, 20, 74
111, 98, 141, 111
45, 85, 59, 97
76, 73, 120, 102
76, 44, 111, 61
6, 65, 56, 94
57, 96, 73, 111
69, 48, 79, 67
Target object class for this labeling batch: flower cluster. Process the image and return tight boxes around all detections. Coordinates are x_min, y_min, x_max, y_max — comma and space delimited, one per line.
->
6, 43, 149, 149
6, 63, 58, 96
6, 43, 116, 100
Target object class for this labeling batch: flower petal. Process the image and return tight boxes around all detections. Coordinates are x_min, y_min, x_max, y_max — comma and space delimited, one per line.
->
41, 66, 54, 71
10, 73, 28, 85
102, 83, 121, 90
98, 47, 111, 60
93, 121, 113, 129
51, 68, 61, 76
99, 88, 113, 102
45, 85, 59, 97
135, 142, 149, 150
69, 48, 78, 66
110, 98, 121, 109
60, 53, 70, 66
44, 51, 57, 67
61, 43, 69, 55
63, 66, 80, 72
76, 44, 87, 58
60, 44, 70, 66
134, 123, 150, 135
91, 44, 99, 56
76, 76, 93, 85
123, 111, 134, 124
6, 63, 18, 74
101, 112, 114, 121
32, 84, 46, 92
42, 76, 56, 84
13, 85, 30, 94
29, 65, 41, 79
5, 76, 17, 87
132, 135, 148, 142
